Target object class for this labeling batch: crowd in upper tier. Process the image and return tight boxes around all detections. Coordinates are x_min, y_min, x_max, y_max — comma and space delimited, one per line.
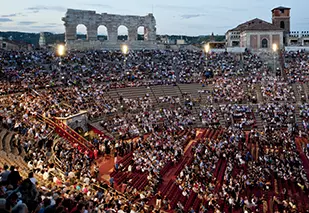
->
1, 48, 309, 213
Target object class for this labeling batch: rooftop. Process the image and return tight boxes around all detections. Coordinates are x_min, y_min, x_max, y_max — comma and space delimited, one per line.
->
272, 6, 291, 11
228, 18, 283, 32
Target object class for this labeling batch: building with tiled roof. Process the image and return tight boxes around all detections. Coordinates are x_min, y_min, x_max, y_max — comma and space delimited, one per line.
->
0, 37, 32, 51
226, 6, 290, 50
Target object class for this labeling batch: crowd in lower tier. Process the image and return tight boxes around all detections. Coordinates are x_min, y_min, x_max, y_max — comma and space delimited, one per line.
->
1, 49, 309, 213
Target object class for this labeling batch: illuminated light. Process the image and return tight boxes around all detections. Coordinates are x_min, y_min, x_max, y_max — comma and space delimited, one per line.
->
272, 43, 278, 52
204, 43, 210, 53
121, 44, 129, 55
57, 44, 66, 56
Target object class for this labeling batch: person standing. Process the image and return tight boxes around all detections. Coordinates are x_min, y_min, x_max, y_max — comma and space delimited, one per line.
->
155, 191, 162, 209
0, 165, 10, 184
7, 166, 21, 189
109, 176, 114, 188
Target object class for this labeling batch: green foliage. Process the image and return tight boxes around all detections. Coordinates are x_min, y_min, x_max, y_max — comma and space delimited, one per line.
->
0, 31, 225, 46
0, 31, 65, 47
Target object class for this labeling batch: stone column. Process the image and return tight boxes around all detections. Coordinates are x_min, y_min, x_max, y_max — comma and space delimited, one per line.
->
87, 25, 98, 41
107, 26, 118, 42
257, 34, 261, 48
128, 28, 137, 41
146, 26, 156, 41
65, 24, 77, 41
144, 27, 149, 41
280, 33, 284, 47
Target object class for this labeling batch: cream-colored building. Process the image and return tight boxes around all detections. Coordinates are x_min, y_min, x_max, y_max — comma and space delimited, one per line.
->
0, 37, 32, 51
226, 6, 290, 50
39, 32, 46, 48
287, 31, 309, 46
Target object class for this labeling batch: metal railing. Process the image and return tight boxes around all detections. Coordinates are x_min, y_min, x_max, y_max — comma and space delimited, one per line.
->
37, 114, 94, 151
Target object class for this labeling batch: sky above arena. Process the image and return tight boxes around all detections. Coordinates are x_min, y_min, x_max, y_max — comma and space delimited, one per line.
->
0, 0, 308, 35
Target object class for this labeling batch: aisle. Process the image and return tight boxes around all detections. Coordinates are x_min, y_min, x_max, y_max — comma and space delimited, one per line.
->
97, 155, 117, 182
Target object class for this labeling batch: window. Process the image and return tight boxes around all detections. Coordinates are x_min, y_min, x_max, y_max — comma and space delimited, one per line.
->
117, 25, 129, 41
97, 25, 108, 41
2, 43, 6, 48
280, 21, 285, 29
261, 38, 268, 48
76, 24, 87, 40
232, 41, 240, 47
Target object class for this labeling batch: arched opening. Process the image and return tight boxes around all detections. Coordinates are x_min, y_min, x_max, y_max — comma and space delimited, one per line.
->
118, 25, 128, 41
261, 38, 268, 48
137, 26, 145, 40
76, 24, 87, 40
280, 21, 285, 29
74, 127, 84, 135
97, 25, 108, 41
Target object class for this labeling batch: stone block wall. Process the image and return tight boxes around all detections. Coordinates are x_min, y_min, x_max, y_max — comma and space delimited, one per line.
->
62, 9, 157, 50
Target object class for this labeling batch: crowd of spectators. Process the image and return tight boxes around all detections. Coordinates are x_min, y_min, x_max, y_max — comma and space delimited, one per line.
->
257, 103, 295, 129
300, 103, 309, 130
220, 104, 255, 129
176, 128, 309, 212
1, 47, 309, 213
284, 51, 309, 83
260, 77, 295, 102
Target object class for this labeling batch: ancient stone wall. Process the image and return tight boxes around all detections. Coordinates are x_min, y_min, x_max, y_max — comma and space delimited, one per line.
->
62, 9, 157, 50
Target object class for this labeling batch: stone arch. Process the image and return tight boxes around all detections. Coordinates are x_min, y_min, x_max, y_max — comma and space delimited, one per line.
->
76, 24, 87, 40
118, 25, 129, 41
143, 26, 152, 41
68, 119, 88, 133
97, 25, 108, 41
261, 38, 268, 48
280, 21, 285, 29
74, 127, 85, 135
137, 26, 145, 40
63, 9, 157, 49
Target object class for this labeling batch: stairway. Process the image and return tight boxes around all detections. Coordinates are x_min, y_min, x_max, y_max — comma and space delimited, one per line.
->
192, 106, 202, 127
0, 129, 7, 150
303, 83, 309, 102
37, 115, 95, 153
294, 105, 304, 130
218, 110, 227, 127
255, 84, 263, 103
292, 83, 302, 103
116, 86, 154, 101
253, 105, 263, 130
3, 132, 14, 153
253, 49, 280, 75
151, 85, 166, 101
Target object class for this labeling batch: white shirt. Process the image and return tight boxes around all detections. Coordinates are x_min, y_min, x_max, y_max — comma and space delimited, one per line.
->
30, 177, 37, 185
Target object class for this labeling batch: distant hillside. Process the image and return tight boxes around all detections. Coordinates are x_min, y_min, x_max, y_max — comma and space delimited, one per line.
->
0, 31, 65, 47
165, 35, 225, 44
0, 31, 224, 46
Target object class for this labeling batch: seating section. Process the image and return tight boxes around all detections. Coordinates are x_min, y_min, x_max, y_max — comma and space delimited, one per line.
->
3, 50, 309, 213
159, 128, 224, 211
110, 129, 194, 193
0, 127, 40, 181
155, 128, 309, 212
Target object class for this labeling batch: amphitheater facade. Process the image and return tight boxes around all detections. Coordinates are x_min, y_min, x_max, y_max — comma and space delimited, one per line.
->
62, 9, 157, 50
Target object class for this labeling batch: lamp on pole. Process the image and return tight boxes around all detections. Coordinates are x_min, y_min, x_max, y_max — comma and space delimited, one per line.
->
57, 44, 65, 57
272, 43, 278, 74
56, 44, 66, 84
121, 44, 129, 72
204, 43, 210, 66
204, 43, 212, 77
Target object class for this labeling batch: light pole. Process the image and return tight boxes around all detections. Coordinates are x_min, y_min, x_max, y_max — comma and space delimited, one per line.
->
121, 44, 129, 72
204, 43, 212, 77
204, 43, 210, 67
57, 44, 66, 84
272, 43, 278, 74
